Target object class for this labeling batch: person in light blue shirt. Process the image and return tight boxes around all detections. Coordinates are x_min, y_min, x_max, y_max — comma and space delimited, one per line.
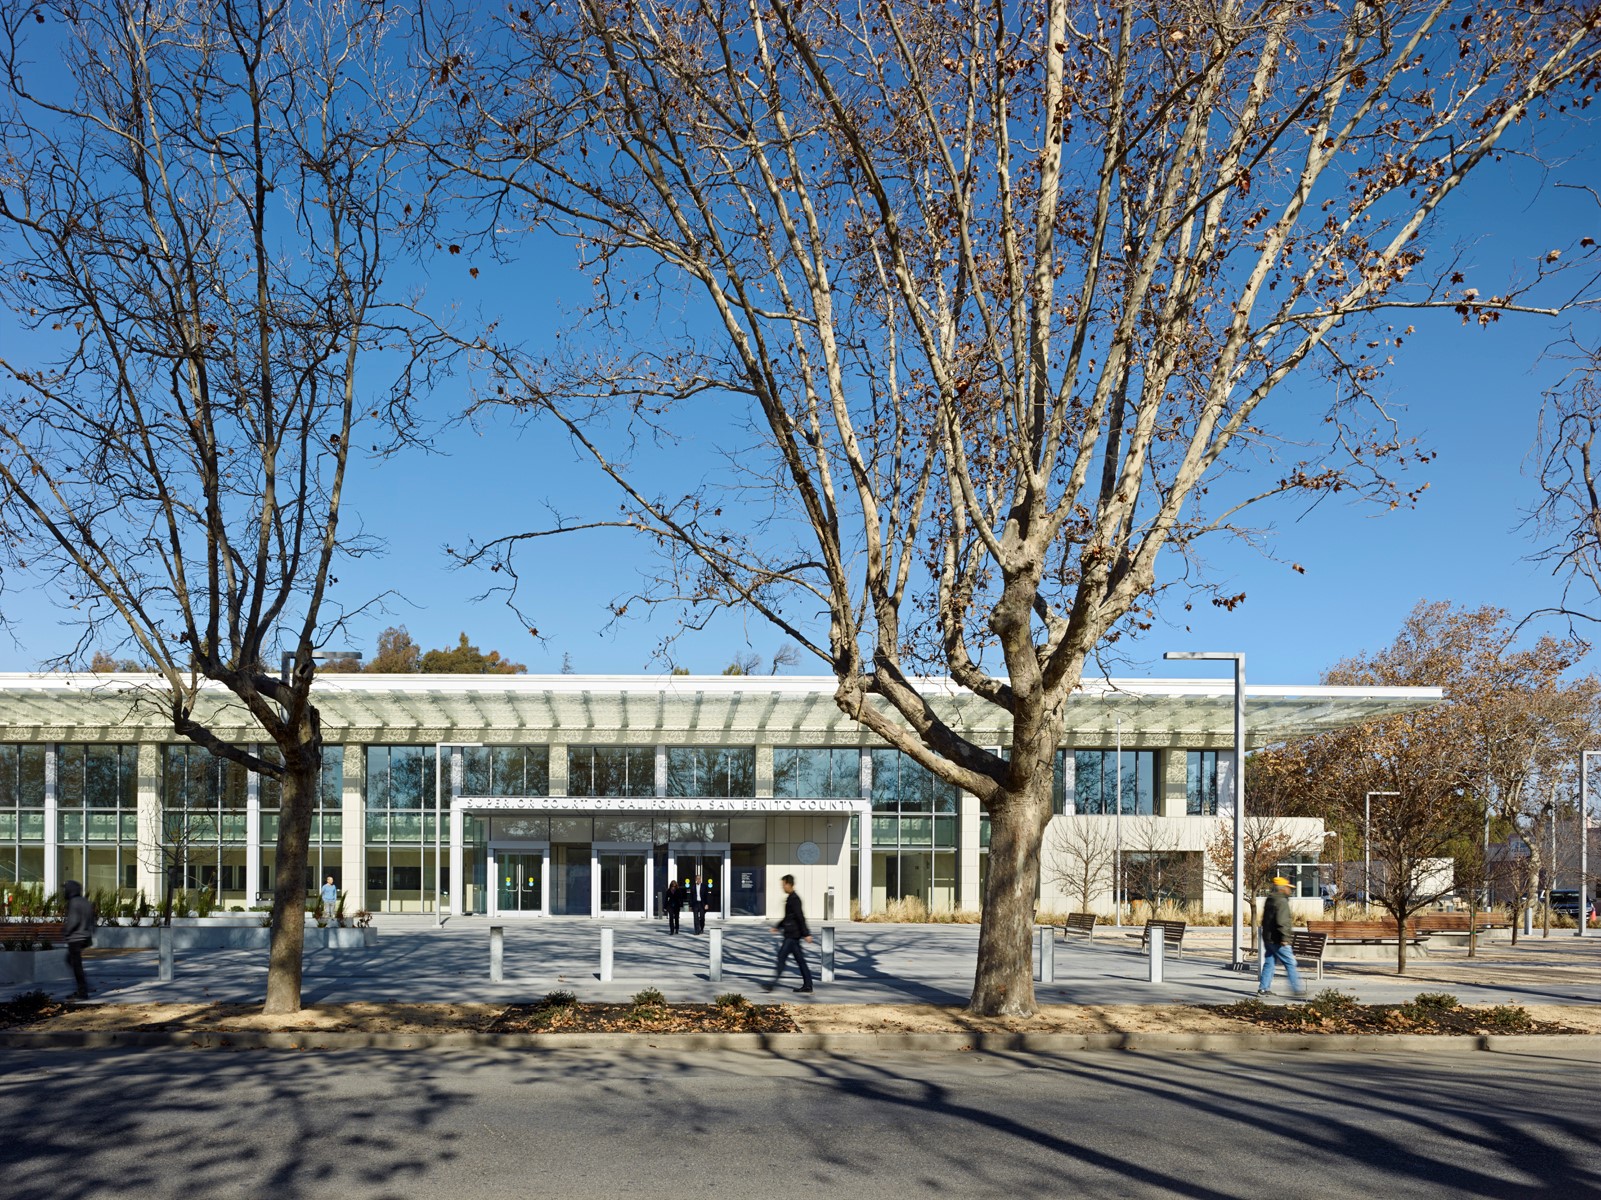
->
320, 875, 339, 919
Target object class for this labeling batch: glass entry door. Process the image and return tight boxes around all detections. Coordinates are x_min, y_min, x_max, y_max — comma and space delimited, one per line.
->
495, 851, 544, 915
598, 853, 647, 916
678, 852, 724, 918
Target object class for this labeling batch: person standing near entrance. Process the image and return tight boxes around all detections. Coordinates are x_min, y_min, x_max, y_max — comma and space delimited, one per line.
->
664, 879, 683, 935
689, 873, 711, 934
1257, 876, 1304, 997
763, 874, 814, 994
62, 879, 97, 1001
320, 875, 339, 921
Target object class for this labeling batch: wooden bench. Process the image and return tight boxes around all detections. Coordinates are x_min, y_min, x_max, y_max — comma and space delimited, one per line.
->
1126, 919, 1186, 958
1306, 919, 1423, 944
1061, 913, 1098, 940
0, 920, 65, 947
1258, 931, 1329, 981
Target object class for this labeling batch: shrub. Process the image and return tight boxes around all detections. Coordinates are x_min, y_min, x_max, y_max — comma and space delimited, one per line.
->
1478, 1005, 1534, 1032
541, 989, 578, 1010
631, 987, 667, 1009
714, 992, 749, 1010
1303, 989, 1361, 1019
1410, 992, 1459, 1012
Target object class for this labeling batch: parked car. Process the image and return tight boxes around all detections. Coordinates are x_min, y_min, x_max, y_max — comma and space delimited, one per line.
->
1549, 889, 1583, 919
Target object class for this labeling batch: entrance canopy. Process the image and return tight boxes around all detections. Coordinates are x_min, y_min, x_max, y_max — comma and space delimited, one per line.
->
0, 672, 1442, 747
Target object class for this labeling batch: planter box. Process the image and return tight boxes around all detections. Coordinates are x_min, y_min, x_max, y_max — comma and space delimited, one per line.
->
92, 926, 375, 951
0, 948, 74, 986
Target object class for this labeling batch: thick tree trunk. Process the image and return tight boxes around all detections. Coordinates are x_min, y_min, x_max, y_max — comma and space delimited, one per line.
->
969, 784, 1052, 1017
263, 753, 319, 1015
1394, 909, 1407, 975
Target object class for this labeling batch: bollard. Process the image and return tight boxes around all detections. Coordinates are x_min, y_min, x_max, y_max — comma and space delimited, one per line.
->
820, 924, 836, 983
1523, 904, 1534, 937
1148, 927, 1165, 984
709, 927, 723, 983
158, 924, 174, 982
490, 925, 504, 983
601, 926, 614, 982
824, 887, 836, 922
1037, 925, 1055, 984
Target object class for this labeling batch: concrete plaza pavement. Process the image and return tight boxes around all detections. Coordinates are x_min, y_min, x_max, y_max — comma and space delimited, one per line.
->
1, 1042, 1595, 1199
59, 916, 1601, 1010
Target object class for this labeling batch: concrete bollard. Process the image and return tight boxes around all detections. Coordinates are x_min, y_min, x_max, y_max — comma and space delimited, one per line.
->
824, 887, 836, 921
1148, 927, 1165, 984
601, 926, 614, 982
820, 924, 836, 983
490, 925, 504, 983
709, 927, 723, 983
1524, 904, 1534, 937
158, 924, 174, 982
1037, 926, 1055, 984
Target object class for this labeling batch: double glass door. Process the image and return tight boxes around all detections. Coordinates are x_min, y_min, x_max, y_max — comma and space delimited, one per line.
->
678, 852, 724, 918
496, 851, 544, 915
599, 852, 647, 916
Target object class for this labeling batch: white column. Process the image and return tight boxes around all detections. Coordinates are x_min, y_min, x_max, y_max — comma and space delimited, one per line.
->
590, 846, 601, 916
540, 846, 551, 915
645, 853, 656, 920
342, 746, 365, 912
450, 801, 466, 917
43, 744, 59, 896
720, 850, 731, 920
136, 744, 162, 901
958, 789, 981, 910
655, 744, 667, 798
245, 753, 261, 905
857, 803, 873, 917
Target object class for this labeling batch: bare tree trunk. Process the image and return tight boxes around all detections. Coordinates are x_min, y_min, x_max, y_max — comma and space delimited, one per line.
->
1395, 909, 1408, 975
264, 754, 318, 1015
1467, 893, 1479, 959
971, 786, 1051, 1016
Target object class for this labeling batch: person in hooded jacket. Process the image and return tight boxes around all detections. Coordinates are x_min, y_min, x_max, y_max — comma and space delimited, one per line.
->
61, 879, 97, 1000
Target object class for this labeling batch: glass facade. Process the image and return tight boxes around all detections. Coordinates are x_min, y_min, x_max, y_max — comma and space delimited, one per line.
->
463, 745, 550, 797
667, 746, 754, 797
161, 745, 250, 905
0, 744, 47, 887
1276, 853, 1321, 899
365, 745, 439, 913
1072, 750, 1158, 815
259, 746, 345, 902
773, 747, 860, 798
55, 744, 138, 899
870, 750, 958, 910
568, 746, 654, 798
1187, 750, 1221, 816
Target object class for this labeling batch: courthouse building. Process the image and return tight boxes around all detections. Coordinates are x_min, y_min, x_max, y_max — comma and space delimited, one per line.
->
0, 673, 1439, 920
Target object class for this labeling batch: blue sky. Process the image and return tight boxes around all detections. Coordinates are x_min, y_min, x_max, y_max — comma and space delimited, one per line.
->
2, 81, 1598, 687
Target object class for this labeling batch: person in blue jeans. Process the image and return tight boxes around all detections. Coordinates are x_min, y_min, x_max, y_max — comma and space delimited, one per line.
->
1257, 876, 1305, 996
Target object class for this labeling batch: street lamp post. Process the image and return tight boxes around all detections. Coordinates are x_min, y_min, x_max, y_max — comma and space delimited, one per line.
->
1363, 791, 1400, 916
1580, 751, 1599, 938
435, 742, 483, 927
1166, 650, 1246, 970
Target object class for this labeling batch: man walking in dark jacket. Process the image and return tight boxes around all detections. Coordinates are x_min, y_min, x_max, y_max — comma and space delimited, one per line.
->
689, 872, 711, 934
61, 879, 96, 1001
1256, 876, 1304, 996
763, 874, 814, 993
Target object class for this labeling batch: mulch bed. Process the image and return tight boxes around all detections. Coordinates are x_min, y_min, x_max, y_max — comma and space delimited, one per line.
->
0, 990, 74, 1030
1208, 992, 1577, 1035
482, 998, 799, 1034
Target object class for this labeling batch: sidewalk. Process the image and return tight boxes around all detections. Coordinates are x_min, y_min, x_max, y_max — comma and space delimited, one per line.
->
64, 917, 1601, 1010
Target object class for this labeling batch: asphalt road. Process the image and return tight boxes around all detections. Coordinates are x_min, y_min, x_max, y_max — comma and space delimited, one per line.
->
2, 1045, 1596, 1199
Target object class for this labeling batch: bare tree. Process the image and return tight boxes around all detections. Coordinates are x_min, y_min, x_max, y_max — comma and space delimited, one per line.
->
1045, 817, 1117, 916
1528, 335, 1601, 624
1121, 815, 1190, 917
431, 1, 1601, 1014
0, 1, 443, 1012
1204, 814, 1318, 949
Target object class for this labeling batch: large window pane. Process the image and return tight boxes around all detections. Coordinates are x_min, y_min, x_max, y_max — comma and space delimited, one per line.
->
1187, 750, 1219, 816
1072, 750, 1155, 815
569, 746, 653, 798
775, 748, 860, 799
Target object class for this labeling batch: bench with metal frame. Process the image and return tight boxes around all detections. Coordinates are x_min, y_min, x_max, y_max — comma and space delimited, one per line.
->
1061, 913, 1098, 940
1126, 918, 1186, 957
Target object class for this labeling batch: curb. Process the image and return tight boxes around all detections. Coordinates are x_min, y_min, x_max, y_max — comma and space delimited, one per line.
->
0, 1028, 1596, 1055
